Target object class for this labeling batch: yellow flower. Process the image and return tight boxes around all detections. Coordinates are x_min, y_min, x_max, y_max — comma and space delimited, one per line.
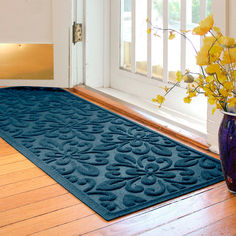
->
146, 17, 150, 23
213, 26, 221, 35
205, 76, 214, 83
212, 104, 223, 114
184, 97, 192, 103
223, 81, 234, 91
188, 91, 197, 98
153, 95, 165, 105
195, 36, 222, 66
160, 86, 169, 93
169, 31, 175, 40
205, 64, 221, 75
221, 48, 236, 65
219, 88, 229, 97
176, 71, 182, 82
197, 36, 223, 65
212, 107, 217, 114
196, 75, 204, 86
220, 36, 235, 47
208, 96, 216, 105
192, 14, 214, 36
227, 97, 236, 108
196, 49, 209, 66
147, 28, 151, 34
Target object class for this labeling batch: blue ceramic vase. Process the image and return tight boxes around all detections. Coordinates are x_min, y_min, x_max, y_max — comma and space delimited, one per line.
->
218, 111, 236, 194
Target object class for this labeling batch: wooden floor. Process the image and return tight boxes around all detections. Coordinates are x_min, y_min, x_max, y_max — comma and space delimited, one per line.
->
0, 88, 236, 236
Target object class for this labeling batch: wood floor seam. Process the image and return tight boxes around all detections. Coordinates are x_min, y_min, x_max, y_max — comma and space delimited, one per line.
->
0, 200, 83, 229
0, 183, 57, 200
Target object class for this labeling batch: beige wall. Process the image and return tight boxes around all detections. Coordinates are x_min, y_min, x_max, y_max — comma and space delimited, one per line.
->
0, 0, 54, 80
228, 0, 236, 37
0, 0, 52, 43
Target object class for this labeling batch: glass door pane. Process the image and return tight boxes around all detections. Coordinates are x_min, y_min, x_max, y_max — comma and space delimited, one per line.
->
136, 0, 147, 75
168, 0, 181, 83
186, 0, 201, 73
152, 0, 163, 80
120, 0, 132, 70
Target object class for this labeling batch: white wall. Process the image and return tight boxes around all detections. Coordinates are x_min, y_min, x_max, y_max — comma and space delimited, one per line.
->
0, 0, 53, 43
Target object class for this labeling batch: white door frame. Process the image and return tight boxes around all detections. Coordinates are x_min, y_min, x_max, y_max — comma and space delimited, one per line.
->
207, 0, 228, 153
0, 0, 76, 88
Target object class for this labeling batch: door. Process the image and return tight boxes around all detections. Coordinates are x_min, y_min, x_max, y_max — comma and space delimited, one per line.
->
0, 0, 82, 88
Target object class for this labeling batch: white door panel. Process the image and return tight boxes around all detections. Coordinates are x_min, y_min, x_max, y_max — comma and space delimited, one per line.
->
0, 0, 74, 88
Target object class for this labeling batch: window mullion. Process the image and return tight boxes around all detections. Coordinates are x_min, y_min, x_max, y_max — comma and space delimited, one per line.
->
147, 0, 152, 78
200, 0, 207, 20
200, 0, 206, 47
131, 0, 136, 73
181, 0, 186, 74
163, 0, 168, 83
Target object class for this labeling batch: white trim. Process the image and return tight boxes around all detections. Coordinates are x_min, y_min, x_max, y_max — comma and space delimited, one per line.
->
70, 0, 84, 87
212, 0, 228, 35
131, 0, 136, 73
207, 0, 228, 152
147, 0, 152, 78
163, 0, 168, 83
96, 87, 207, 138
110, 67, 207, 122
83, 0, 87, 85
84, 0, 109, 88
103, 0, 111, 88
181, 0, 186, 74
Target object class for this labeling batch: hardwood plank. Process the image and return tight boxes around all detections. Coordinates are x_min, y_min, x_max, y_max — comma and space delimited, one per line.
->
35, 184, 230, 236
0, 184, 67, 212
0, 138, 18, 156
0, 167, 44, 186
0, 204, 94, 236
0, 160, 35, 176
188, 213, 236, 236
0, 175, 55, 198
0, 153, 26, 165
0, 193, 81, 227
139, 196, 236, 236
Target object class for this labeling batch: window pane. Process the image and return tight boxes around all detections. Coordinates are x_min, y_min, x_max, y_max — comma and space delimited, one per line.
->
191, 0, 200, 24
186, 0, 200, 73
136, 0, 147, 75
152, 0, 163, 79
120, 0, 132, 70
168, 0, 181, 83
206, 0, 211, 16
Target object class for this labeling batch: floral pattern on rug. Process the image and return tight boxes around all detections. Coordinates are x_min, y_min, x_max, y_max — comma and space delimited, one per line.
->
0, 87, 224, 220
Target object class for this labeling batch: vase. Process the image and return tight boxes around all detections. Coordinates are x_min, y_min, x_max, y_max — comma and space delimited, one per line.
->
218, 111, 236, 194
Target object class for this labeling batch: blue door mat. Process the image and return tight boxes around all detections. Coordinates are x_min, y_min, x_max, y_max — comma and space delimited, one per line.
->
0, 87, 224, 221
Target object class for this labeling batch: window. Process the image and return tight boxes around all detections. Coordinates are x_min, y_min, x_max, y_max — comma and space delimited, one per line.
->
120, 0, 211, 82
110, 0, 214, 136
